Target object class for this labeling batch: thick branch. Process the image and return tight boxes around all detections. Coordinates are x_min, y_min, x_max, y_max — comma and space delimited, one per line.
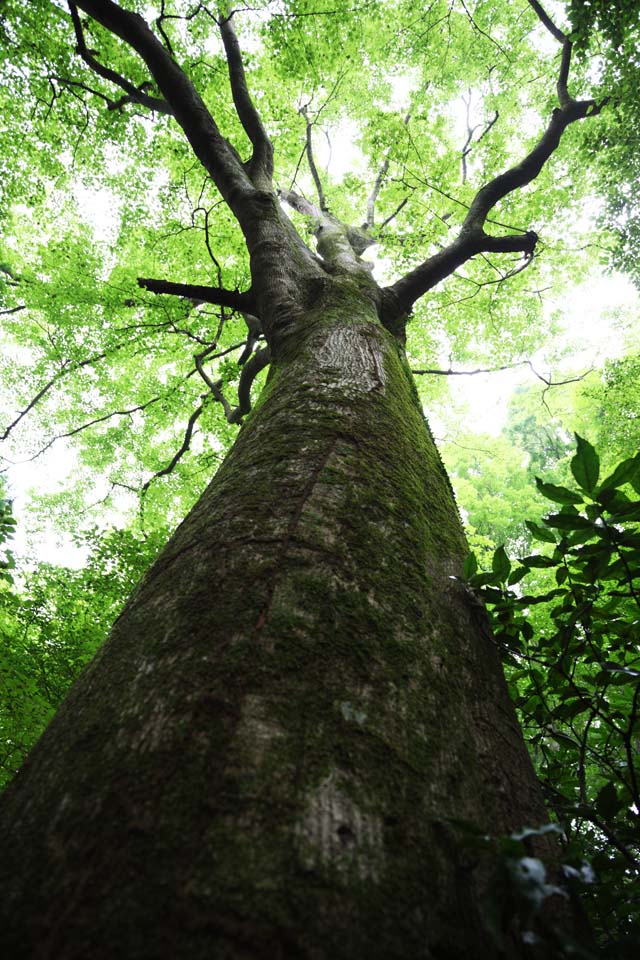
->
72, 0, 252, 213
387, 94, 604, 313
233, 344, 270, 422
527, 0, 567, 44
68, 3, 171, 114
137, 277, 255, 312
219, 13, 273, 187
278, 187, 322, 226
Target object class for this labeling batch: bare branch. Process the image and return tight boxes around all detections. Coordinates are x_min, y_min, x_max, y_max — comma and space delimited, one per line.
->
299, 106, 328, 211
461, 91, 499, 184
67, 2, 171, 114
141, 398, 207, 494
412, 359, 592, 389
137, 277, 255, 312
219, 11, 273, 186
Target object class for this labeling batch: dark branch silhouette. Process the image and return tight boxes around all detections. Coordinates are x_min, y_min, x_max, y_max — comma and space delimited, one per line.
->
68, 2, 171, 113
137, 277, 255, 313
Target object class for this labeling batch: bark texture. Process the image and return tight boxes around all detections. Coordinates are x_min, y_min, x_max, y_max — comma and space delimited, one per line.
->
0, 279, 549, 959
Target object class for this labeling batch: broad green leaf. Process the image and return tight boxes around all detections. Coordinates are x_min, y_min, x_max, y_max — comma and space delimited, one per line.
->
570, 434, 600, 493
525, 520, 557, 544
598, 455, 640, 494
595, 783, 620, 820
535, 478, 584, 505
463, 552, 478, 579
491, 546, 511, 582
545, 514, 594, 531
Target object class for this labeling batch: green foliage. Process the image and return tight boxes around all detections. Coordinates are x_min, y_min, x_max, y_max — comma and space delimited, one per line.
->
465, 437, 640, 950
0, 525, 166, 787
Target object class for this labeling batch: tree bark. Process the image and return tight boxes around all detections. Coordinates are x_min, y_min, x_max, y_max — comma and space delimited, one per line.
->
0, 281, 550, 959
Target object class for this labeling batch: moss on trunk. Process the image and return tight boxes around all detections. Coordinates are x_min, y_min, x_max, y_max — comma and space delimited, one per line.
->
0, 284, 550, 959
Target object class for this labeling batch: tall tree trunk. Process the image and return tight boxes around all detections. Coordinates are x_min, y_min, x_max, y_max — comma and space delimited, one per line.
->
0, 283, 549, 958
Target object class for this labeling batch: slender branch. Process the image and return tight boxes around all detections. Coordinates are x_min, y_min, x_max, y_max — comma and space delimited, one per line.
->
367, 113, 410, 228
386, 51, 607, 314
3, 396, 163, 467
378, 196, 409, 233
0, 306, 26, 317
300, 105, 328, 211
461, 92, 499, 184
67, 2, 171, 114
1, 347, 126, 442
218, 11, 273, 186
137, 277, 255, 312
141, 398, 207, 494
412, 359, 592, 389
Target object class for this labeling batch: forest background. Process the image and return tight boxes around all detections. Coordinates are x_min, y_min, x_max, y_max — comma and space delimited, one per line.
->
0, 0, 639, 954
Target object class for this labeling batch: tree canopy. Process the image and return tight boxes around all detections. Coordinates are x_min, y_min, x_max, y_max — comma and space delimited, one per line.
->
1, 0, 637, 532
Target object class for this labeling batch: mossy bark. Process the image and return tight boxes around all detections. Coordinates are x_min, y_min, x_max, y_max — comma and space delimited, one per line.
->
0, 282, 549, 959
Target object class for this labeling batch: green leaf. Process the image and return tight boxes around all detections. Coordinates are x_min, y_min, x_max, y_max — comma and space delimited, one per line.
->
551, 731, 579, 749
491, 546, 511, 582
519, 555, 557, 569
462, 552, 478, 579
525, 520, 557, 544
535, 478, 584, 505
570, 434, 600, 493
545, 514, 594, 531
595, 782, 620, 820
598, 455, 640, 494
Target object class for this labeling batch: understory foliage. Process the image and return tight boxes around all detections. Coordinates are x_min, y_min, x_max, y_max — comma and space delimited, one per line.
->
465, 436, 640, 954
0, 525, 164, 784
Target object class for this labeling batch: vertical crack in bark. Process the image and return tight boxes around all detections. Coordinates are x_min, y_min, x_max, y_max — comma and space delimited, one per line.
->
253, 436, 339, 635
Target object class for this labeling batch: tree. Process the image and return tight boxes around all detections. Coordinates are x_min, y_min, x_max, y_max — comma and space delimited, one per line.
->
0, 1, 633, 956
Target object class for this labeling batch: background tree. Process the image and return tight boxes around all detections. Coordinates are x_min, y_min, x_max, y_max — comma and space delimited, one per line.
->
0, 1, 638, 957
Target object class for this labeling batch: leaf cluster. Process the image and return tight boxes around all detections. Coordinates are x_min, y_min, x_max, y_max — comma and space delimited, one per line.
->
465, 436, 640, 948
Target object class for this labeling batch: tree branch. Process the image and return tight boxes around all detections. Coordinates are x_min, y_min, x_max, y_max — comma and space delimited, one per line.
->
526, 0, 567, 44
67, 2, 171, 114
137, 277, 255, 312
141, 398, 206, 494
386, 40, 607, 315
412, 359, 592, 389
219, 11, 273, 187
300, 105, 328, 212
72, 0, 253, 214
367, 113, 410, 227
